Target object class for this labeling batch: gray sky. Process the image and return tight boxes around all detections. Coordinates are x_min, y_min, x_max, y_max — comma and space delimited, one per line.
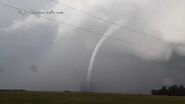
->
0, 0, 185, 94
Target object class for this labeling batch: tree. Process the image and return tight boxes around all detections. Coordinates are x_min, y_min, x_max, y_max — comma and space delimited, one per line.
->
151, 89, 157, 95
151, 85, 185, 96
177, 85, 185, 96
168, 85, 178, 96
159, 86, 168, 95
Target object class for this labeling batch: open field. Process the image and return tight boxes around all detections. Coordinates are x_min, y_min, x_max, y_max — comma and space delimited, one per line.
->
0, 91, 185, 104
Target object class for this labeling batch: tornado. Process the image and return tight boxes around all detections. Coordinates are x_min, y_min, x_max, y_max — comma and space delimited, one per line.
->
87, 25, 120, 91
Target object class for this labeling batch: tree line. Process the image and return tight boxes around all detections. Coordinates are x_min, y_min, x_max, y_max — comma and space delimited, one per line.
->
151, 85, 185, 96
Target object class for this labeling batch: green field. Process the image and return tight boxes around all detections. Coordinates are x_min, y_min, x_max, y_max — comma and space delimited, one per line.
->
0, 91, 185, 104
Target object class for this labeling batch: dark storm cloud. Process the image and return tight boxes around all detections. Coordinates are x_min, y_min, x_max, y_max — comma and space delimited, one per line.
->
164, 52, 185, 71
89, 43, 185, 93
0, 22, 57, 89
0, 66, 4, 74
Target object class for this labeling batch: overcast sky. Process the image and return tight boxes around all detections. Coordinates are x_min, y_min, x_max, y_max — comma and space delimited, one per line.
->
0, 0, 185, 94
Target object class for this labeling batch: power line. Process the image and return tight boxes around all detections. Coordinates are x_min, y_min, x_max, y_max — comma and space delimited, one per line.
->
49, 0, 171, 44
0, 2, 170, 54
0, 1, 21, 10
39, 15, 170, 54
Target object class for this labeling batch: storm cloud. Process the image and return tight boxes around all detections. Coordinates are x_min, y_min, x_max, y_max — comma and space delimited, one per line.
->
0, 0, 185, 93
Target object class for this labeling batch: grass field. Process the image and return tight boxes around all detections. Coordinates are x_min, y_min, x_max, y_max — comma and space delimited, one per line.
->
0, 91, 185, 104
